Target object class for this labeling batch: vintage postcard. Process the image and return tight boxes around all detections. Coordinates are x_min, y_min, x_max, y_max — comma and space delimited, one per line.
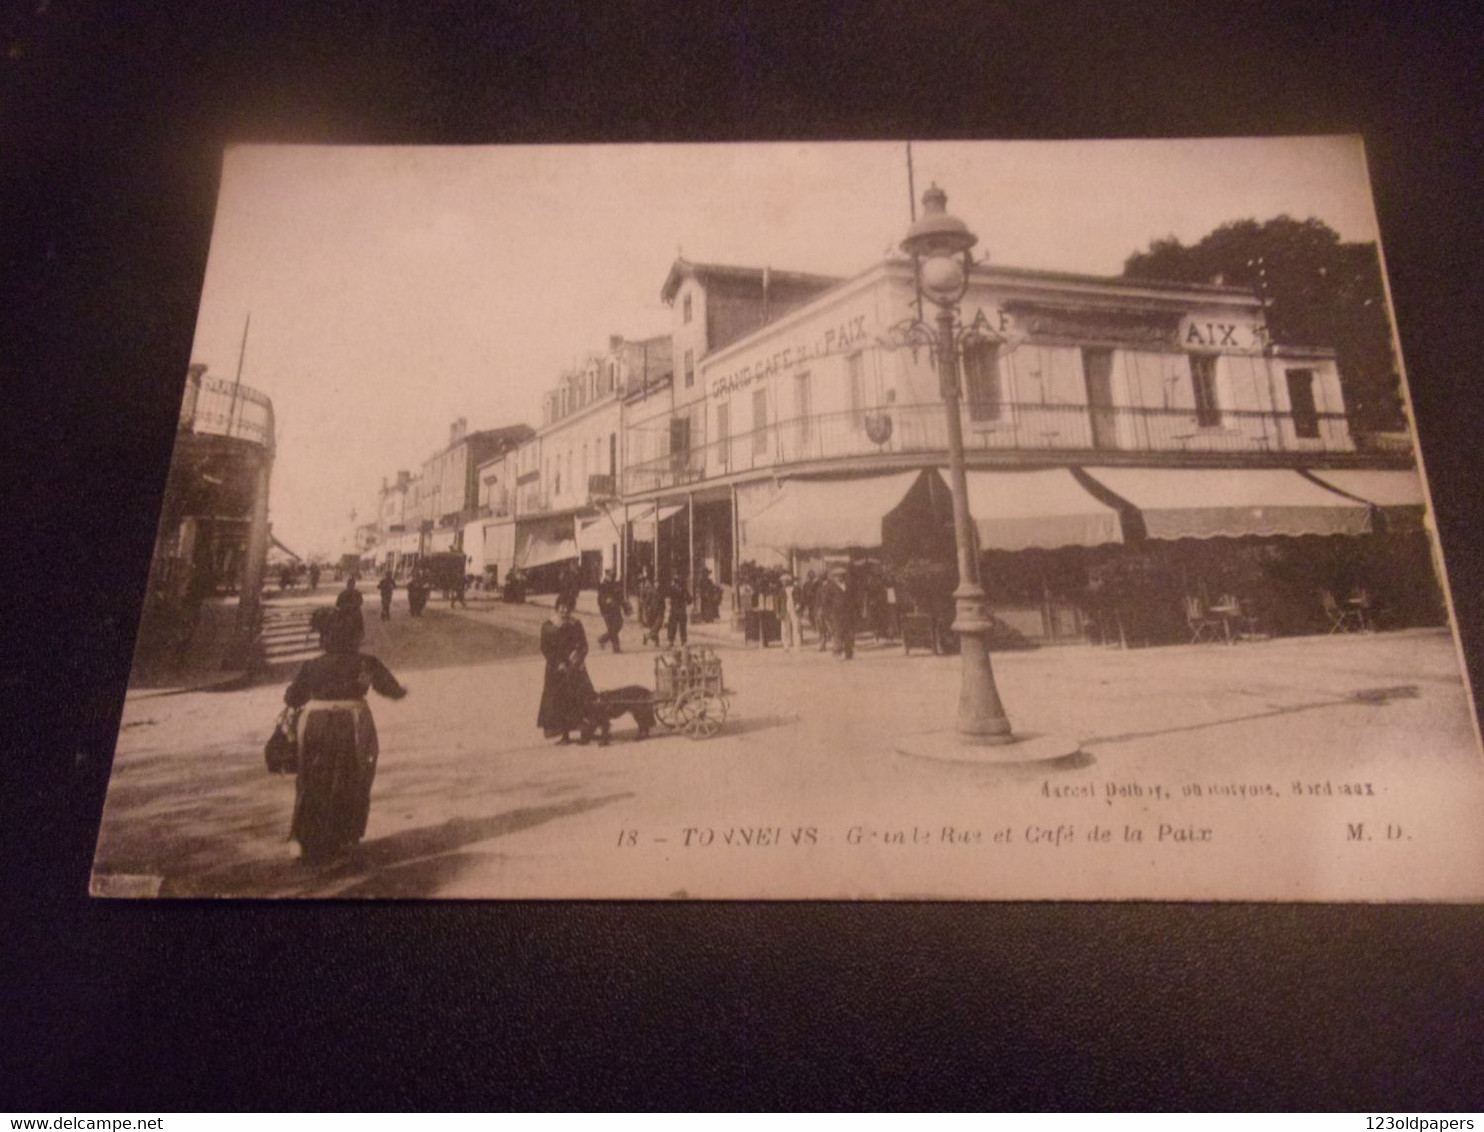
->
91, 138, 1484, 900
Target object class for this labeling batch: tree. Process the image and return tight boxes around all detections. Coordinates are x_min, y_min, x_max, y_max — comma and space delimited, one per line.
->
1123, 217, 1404, 433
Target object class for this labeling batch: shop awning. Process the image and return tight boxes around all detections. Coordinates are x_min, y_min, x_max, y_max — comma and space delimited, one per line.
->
960, 469, 1124, 550
483, 521, 517, 574
515, 518, 579, 569
1080, 467, 1372, 540
1302, 469, 1428, 532
577, 512, 622, 552
744, 470, 924, 551
627, 502, 684, 539
627, 502, 685, 524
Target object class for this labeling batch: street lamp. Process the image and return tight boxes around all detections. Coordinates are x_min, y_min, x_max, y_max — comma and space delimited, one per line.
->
897, 184, 1014, 745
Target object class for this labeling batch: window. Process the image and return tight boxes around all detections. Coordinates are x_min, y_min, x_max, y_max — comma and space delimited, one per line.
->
716, 402, 730, 469
794, 371, 812, 447
1286, 368, 1319, 438
684, 348, 695, 389
683, 293, 693, 324
963, 341, 1002, 422
846, 353, 865, 427
1189, 354, 1221, 427
752, 388, 769, 455
670, 415, 691, 458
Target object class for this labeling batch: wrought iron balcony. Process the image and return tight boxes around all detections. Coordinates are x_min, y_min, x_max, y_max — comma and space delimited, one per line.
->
622, 401, 1361, 494
179, 374, 275, 450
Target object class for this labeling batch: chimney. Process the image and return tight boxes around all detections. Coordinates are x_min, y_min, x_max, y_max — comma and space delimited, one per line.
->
609, 334, 624, 352
450, 417, 467, 445
762, 265, 772, 324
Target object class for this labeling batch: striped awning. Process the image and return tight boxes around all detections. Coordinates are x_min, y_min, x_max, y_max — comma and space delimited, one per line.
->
744, 471, 924, 551
1303, 469, 1428, 532
515, 517, 579, 569
959, 469, 1124, 550
1080, 467, 1372, 540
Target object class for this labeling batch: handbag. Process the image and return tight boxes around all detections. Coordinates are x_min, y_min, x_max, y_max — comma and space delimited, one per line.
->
264, 706, 300, 774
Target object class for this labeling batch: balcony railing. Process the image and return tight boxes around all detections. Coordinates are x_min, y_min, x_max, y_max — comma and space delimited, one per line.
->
623, 401, 1356, 494
180, 374, 274, 450
517, 477, 624, 516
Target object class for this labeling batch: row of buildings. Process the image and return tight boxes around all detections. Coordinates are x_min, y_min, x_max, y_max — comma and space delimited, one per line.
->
350, 234, 1433, 645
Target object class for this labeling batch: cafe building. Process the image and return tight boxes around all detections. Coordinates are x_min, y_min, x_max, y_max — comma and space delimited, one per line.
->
621, 253, 1430, 644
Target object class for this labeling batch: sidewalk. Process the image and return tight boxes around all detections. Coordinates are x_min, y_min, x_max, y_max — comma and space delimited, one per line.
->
124, 596, 253, 700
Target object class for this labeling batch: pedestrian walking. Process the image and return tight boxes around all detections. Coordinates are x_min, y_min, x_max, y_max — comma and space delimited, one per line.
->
335, 576, 366, 640
596, 568, 629, 653
779, 572, 804, 651
821, 564, 857, 660
407, 571, 429, 617
806, 571, 832, 651
557, 563, 582, 611
638, 573, 664, 646
451, 572, 468, 608
664, 576, 691, 647
697, 567, 722, 622
336, 575, 363, 613
307, 562, 321, 592
377, 571, 395, 621
282, 607, 408, 864
537, 597, 596, 745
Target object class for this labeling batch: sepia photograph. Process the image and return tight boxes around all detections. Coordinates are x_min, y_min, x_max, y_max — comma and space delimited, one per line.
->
89, 137, 1484, 900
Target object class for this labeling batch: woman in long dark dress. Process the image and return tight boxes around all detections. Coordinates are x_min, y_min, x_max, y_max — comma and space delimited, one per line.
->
537, 598, 595, 744
283, 608, 408, 863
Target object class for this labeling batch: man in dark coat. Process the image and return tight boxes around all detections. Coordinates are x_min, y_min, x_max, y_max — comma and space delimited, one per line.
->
596, 568, 628, 652
337, 576, 363, 614
664, 576, 691, 647
557, 563, 582, 611
377, 571, 396, 621
821, 565, 857, 660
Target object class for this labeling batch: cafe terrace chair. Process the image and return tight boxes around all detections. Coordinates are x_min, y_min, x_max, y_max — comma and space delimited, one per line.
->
1321, 589, 1364, 634
1183, 595, 1222, 644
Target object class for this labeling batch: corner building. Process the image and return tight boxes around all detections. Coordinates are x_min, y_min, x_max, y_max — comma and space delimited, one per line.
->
620, 253, 1431, 644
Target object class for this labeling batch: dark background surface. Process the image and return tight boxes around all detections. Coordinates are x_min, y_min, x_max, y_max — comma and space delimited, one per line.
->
3, 0, 1482, 1110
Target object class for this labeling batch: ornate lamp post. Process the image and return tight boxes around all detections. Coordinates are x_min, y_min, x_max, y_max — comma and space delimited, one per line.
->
895, 183, 1014, 744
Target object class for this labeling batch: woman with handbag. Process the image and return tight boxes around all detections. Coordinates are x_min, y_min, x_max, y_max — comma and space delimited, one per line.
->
536, 596, 595, 744
282, 607, 408, 864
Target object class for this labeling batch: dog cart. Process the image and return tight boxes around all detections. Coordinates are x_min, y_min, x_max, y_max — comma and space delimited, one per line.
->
653, 645, 730, 739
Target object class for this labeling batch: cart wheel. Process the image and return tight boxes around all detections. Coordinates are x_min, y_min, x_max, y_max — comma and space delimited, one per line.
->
678, 688, 725, 740
655, 698, 678, 730
670, 689, 698, 731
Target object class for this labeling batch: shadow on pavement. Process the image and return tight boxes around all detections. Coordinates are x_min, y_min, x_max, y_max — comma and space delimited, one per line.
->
721, 713, 802, 739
